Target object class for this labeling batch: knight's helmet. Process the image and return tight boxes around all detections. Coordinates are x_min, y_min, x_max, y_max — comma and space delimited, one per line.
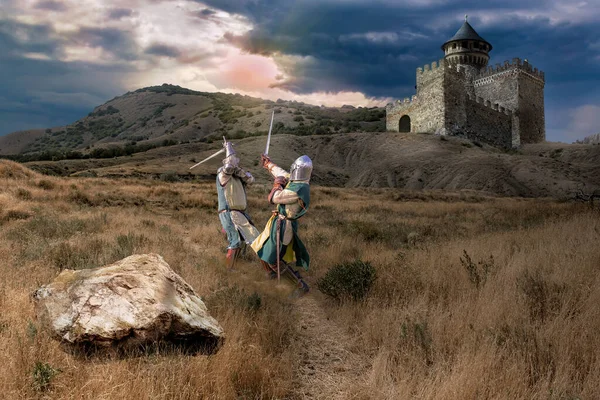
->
223, 137, 239, 168
290, 155, 312, 182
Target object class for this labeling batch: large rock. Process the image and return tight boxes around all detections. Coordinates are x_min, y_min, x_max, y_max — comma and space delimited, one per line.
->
33, 253, 223, 353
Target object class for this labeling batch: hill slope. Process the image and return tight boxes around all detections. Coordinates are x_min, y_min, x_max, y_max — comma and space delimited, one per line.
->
0, 84, 384, 157
25, 132, 600, 198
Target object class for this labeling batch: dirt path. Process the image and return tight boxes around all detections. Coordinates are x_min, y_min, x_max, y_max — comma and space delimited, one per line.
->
292, 294, 368, 399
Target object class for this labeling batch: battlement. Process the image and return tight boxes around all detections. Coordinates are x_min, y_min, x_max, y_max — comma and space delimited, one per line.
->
477, 57, 545, 82
388, 95, 418, 110
416, 59, 446, 75
466, 94, 513, 116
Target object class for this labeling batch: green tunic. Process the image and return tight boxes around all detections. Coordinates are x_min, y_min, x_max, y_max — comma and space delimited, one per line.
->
252, 182, 311, 270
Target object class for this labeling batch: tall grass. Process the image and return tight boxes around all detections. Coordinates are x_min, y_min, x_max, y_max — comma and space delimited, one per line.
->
0, 160, 598, 399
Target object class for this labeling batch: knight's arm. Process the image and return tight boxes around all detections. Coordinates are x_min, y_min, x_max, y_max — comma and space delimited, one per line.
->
271, 189, 299, 204
218, 156, 237, 185
265, 160, 290, 180
233, 166, 255, 185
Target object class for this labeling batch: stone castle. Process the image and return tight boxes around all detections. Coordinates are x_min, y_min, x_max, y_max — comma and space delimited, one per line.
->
386, 18, 545, 148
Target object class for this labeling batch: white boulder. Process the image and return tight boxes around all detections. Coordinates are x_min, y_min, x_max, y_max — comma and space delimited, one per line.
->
33, 253, 223, 352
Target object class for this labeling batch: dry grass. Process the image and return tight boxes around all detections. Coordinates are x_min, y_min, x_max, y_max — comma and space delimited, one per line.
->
0, 160, 598, 399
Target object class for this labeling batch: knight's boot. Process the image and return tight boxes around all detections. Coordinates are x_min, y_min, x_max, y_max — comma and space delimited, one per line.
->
260, 260, 277, 280
283, 266, 310, 297
225, 248, 240, 271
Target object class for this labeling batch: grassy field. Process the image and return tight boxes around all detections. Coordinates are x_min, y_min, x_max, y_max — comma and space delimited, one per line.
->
0, 159, 598, 399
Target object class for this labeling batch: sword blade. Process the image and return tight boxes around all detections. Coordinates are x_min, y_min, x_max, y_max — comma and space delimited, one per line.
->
264, 110, 275, 155
189, 148, 225, 170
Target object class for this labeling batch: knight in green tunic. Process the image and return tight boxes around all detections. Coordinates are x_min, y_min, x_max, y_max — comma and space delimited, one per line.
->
251, 154, 312, 295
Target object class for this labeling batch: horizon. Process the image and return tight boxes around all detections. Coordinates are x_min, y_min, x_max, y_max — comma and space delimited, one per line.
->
2, 0, 600, 142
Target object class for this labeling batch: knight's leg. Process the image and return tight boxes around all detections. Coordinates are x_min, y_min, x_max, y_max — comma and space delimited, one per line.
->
260, 260, 277, 280
281, 263, 310, 295
219, 212, 242, 271
230, 211, 260, 245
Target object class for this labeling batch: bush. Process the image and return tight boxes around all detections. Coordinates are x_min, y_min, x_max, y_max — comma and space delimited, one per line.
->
159, 171, 179, 182
16, 188, 32, 200
32, 362, 60, 392
37, 179, 56, 190
317, 260, 377, 301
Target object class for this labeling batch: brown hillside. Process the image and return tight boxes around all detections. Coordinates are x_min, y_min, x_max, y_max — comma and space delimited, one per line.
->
24, 133, 600, 199
0, 84, 384, 156
0, 129, 47, 155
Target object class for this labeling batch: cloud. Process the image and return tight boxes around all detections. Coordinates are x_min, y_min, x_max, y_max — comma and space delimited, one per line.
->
200, 8, 217, 16
567, 105, 600, 139
34, 1, 67, 12
145, 43, 181, 58
107, 8, 135, 20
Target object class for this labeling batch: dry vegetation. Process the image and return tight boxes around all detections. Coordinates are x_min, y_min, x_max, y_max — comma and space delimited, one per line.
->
0, 159, 598, 399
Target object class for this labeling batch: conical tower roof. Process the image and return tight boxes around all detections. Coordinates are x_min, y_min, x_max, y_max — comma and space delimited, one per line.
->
442, 19, 492, 50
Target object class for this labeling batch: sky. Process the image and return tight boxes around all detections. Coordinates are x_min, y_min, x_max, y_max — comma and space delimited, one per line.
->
1, 0, 599, 142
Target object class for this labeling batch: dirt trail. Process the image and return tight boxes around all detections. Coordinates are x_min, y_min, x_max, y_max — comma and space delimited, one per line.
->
292, 294, 368, 399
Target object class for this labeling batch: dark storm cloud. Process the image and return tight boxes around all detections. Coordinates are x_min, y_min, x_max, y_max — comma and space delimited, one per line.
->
34, 0, 68, 12
74, 27, 139, 60
0, 20, 134, 136
145, 43, 181, 58
0, 19, 60, 58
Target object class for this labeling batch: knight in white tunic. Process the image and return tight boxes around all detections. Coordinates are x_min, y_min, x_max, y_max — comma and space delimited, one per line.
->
216, 139, 260, 271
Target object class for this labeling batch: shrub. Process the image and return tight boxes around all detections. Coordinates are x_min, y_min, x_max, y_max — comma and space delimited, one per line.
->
159, 171, 179, 182
460, 250, 495, 289
4, 209, 32, 221
37, 179, 55, 190
317, 260, 377, 301
32, 362, 60, 392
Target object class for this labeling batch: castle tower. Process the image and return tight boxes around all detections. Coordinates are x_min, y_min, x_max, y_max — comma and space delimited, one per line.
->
442, 16, 491, 74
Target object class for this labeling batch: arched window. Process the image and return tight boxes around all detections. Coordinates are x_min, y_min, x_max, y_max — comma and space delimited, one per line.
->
399, 115, 411, 133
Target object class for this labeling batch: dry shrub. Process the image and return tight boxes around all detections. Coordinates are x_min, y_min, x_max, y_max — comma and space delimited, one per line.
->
317, 260, 377, 301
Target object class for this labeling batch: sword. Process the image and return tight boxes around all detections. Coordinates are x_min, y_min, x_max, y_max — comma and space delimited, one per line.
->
189, 148, 225, 169
264, 110, 275, 155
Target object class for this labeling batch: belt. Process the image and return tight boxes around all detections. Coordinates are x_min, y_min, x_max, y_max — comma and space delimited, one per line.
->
219, 209, 244, 214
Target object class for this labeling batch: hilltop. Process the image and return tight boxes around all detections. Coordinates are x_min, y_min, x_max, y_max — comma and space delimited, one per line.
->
0, 84, 384, 158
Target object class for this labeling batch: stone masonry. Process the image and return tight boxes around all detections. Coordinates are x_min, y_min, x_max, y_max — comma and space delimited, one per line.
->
386, 18, 545, 148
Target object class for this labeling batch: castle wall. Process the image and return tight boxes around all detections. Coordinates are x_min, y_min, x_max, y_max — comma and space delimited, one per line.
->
386, 97, 419, 132
462, 97, 514, 148
443, 65, 469, 134
386, 60, 447, 134
414, 60, 446, 134
474, 60, 520, 110
516, 72, 545, 143
473, 58, 545, 143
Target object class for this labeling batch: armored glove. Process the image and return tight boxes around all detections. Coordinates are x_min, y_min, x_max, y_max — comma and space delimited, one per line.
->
261, 154, 272, 169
